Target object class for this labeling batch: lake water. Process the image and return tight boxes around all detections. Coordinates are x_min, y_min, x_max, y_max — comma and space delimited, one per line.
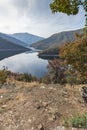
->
0, 52, 48, 78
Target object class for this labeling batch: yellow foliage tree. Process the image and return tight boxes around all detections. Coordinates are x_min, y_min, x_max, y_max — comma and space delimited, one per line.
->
60, 34, 87, 83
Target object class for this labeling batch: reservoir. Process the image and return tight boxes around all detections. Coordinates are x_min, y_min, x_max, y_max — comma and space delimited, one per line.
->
0, 52, 48, 78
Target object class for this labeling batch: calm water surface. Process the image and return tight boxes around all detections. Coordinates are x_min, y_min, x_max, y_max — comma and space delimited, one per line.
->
0, 52, 48, 77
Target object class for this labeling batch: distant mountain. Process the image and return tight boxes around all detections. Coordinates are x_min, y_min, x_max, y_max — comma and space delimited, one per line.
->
0, 37, 28, 50
31, 29, 83, 50
11, 33, 44, 47
0, 32, 30, 48
0, 33, 30, 60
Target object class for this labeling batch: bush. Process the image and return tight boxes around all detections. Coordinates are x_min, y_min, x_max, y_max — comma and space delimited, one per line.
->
71, 113, 87, 128
60, 34, 87, 84
0, 70, 7, 85
40, 74, 51, 84
16, 73, 37, 82
64, 113, 87, 128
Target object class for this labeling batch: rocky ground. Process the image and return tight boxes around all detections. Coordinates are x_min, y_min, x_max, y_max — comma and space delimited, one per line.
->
0, 81, 87, 130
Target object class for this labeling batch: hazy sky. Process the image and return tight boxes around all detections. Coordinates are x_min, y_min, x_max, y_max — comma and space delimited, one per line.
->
0, 0, 85, 37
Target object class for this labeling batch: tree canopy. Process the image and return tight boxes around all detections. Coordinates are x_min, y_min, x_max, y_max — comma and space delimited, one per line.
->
60, 34, 87, 83
50, 0, 87, 15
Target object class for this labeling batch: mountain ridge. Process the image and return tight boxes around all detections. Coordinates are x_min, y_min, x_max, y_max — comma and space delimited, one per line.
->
11, 33, 44, 47
0, 32, 29, 48
31, 29, 83, 50
0, 32, 30, 60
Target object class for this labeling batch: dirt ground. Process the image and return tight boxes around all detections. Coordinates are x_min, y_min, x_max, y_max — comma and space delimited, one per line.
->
0, 81, 87, 130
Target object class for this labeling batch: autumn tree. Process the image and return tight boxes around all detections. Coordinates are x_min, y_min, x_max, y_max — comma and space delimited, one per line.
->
47, 35, 87, 84
60, 34, 87, 83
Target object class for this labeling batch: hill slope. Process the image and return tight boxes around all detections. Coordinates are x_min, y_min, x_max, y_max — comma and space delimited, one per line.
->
31, 29, 83, 50
0, 32, 30, 48
11, 33, 44, 47
0, 37, 28, 50
0, 34, 30, 60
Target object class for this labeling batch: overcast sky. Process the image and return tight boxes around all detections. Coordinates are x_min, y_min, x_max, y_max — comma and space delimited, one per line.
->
0, 0, 85, 37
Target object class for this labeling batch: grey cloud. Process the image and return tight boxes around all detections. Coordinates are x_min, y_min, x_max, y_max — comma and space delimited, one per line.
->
12, 0, 53, 19
0, 0, 84, 37
12, 0, 29, 13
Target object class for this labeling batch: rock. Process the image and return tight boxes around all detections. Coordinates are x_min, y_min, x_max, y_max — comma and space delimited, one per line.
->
48, 107, 58, 115
38, 124, 44, 130
81, 86, 87, 103
28, 118, 32, 123
42, 102, 48, 107
48, 107, 61, 121
2, 105, 7, 108
35, 104, 41, 109
40, 86, 45, 89
0, 95, 3, 98
56, 126, 65, 130
48, 114, 56, 121
35, 101, 48, 109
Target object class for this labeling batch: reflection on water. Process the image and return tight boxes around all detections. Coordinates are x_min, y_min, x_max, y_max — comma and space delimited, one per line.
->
0, 50, 27, 60
0, 52, 48, 77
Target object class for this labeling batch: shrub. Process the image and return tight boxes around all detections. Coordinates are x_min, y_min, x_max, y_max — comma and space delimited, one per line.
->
40, 74, 51, 84
63, 113, 87, 128
16, 73, 37, 82
0, 70, 7, 85
70, 113, 87, 128
60, 34, 87, 84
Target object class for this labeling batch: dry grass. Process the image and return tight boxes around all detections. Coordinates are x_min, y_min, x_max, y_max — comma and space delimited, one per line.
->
0, 82, 87, 130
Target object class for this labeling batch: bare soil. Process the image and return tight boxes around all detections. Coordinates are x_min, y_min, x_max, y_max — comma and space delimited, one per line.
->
0, 81, 87, 130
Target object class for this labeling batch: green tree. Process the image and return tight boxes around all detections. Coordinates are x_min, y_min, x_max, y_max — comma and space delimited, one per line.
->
50, 0, 87, 15
50, 0, 87, 32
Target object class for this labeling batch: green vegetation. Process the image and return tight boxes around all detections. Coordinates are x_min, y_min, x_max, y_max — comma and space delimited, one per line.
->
16, 73, 37, 82
38, 46, 59, 60
0, 70, 7, 85
50, 0, 87, 15
0, 67, 37, 85
39, 46, 59, 55
50, 0, 87, 33
64, 113, 87, 128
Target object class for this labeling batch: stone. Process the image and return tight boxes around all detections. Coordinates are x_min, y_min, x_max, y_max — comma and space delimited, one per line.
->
0, 95, 3, 98
48, 107, 58, 115
2, 105, 7, 108
40, 86, 45, 89
48, 114, 56, 121
38, 124, 44, 130
56, 126, 65, 130
42, 102, 48, 107
81, 86, 87, 103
